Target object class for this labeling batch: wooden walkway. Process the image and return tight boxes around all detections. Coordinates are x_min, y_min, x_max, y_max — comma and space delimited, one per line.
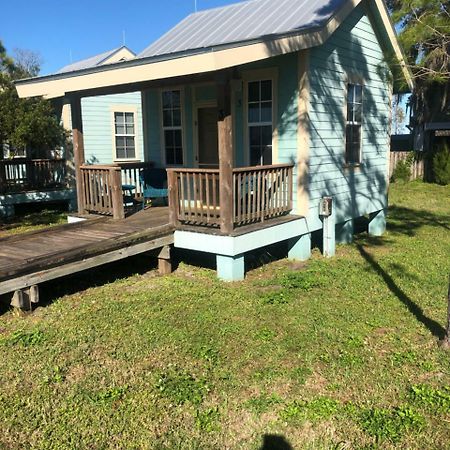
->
0, 207, 173, 299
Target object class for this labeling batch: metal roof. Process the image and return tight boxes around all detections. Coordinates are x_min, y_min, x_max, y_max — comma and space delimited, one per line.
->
138, 0, 346, 58
58, 46, 134, 73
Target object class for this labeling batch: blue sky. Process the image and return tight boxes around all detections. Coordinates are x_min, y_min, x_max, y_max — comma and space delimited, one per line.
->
1, 0, 243, 75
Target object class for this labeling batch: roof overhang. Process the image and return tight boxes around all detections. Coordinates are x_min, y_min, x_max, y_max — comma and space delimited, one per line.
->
15, 0, 413, 99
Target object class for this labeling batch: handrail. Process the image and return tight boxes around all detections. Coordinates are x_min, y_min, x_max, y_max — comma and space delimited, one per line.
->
167, 163, 294, 233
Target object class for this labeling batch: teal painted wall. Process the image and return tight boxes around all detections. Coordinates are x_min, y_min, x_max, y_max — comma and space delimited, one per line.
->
81, 92, 144, 165
307, 4, 391, 231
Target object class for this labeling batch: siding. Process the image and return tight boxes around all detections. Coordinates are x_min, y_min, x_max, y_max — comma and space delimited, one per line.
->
81, 92, 144, 165
307, 3, 391, 230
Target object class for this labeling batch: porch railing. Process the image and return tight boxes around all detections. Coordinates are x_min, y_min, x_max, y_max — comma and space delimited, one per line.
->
167, 163, 294, 233
78, 162, 153, 219
0, 159, 67, 194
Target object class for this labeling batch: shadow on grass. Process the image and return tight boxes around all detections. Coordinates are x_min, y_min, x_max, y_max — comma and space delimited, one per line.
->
388, 205, 450, 236
356, 243, 446, 340
260, 434, 293, 450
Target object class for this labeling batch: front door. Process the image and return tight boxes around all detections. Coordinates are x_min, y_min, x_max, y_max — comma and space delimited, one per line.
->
197, 107, 219, 168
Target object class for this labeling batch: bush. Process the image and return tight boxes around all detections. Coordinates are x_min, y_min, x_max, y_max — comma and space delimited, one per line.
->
391, 153, 414, 182
433, 145, 450, 185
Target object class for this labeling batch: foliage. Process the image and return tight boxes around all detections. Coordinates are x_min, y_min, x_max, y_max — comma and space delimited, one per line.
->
360, 406, 425, 442
433, 144, 450, 185
387, 1, 450, 123
0, 40, 66, 156
280, 397, 340, 423
0, 329, 44, 347
410, 384, 450, 412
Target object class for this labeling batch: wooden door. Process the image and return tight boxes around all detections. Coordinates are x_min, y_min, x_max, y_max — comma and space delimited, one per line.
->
197, 107, 219, 168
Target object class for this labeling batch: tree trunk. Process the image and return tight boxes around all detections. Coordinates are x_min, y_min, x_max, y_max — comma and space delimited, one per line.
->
441, 275, 450, 349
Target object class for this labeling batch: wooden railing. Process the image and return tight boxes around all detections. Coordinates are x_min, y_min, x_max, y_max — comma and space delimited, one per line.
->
116, 161, 153, 198
167, 164, 294, 233
0, 159, 67, 194
80, 165, 124, 219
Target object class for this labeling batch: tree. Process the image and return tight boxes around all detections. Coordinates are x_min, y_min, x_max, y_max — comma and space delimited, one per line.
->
387, 1, 450, 124
0, 40, 66, 158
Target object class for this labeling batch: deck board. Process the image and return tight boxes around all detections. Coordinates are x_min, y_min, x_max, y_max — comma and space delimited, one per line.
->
0, 207, 172, 292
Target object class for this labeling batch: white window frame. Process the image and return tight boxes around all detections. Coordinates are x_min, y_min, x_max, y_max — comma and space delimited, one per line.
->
243, 68, 278, 166
344, 80, 364, 166
160, 87, 185, 167
110, 105, 141, 162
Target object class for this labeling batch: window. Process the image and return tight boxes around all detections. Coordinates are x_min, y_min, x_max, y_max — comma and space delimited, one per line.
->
114, 112, 136, 160
345, 83, 363, 165
162, 90, 183, 165
248, 80, 273, 166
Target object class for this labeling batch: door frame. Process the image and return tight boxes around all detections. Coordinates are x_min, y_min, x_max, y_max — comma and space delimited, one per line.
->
193, 99, 218, 168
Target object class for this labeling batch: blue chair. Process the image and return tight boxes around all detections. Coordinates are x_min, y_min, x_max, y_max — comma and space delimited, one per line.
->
139, 168, 168, 208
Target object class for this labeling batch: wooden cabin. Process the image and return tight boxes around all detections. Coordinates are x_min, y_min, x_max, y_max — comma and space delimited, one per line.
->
14, 0, 412, 281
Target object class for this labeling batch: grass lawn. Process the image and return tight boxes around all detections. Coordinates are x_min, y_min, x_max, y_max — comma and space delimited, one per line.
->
0, 181, 449, 449
0, 206, 67, 238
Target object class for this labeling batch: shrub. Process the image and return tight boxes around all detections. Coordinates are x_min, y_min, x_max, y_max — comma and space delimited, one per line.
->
391, 153, 414, 182
433, 144, 450, 185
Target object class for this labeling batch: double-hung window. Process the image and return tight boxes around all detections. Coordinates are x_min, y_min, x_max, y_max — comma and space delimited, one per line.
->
248, 80, 273, 166
345, 83, 363, 165
114, 112, 136, 160
162, 90, 183, 166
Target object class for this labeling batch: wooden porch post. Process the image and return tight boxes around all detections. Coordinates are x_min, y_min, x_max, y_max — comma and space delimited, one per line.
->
218, 80, 233, 235
70, 96, 86, 214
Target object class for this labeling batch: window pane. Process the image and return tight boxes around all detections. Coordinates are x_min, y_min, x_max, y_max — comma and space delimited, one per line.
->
126, 124, 135, 135
353, 103, 362, 123
163, 110, 172, 127
165, 130, 174, 147
125, 112, 134, 124
126, 147, 136, 159
261, 102, 272, 122
172, 90, 181, 108
347, 84, 354, 104
174, 129, 182, 147
172, 108, 181, 127
175, 147, 183, 165
354, 85, 363, 104
248, 81, 260, 102
345, 125, 361, 164
261, 125, 272, 145
115, 123, 125, 134
249, 126, 261, 146
248, 103, 260, 123
162, 91, 172, 108
250, 146, 262, 166
114, 112, 124, 125
166, 149, 175, 165
261, 80, 272, 101
125, 137, 135, 148
262, 144, 273, 165
116, 136, 125, 147
116, 148, 126, 159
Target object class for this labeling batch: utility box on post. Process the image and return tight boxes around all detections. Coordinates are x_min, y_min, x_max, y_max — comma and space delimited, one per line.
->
319, 196, 333, 217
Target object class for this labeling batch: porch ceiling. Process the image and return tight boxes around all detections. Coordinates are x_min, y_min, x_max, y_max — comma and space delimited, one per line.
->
15, 0, 412, 100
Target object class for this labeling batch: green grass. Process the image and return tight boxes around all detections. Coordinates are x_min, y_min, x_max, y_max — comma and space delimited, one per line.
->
0, 181, 449, 449
0, 208, 67, 238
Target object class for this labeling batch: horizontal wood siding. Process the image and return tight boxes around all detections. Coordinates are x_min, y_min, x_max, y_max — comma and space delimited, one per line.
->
307, 3, 391, 228
81, 92, 144, 165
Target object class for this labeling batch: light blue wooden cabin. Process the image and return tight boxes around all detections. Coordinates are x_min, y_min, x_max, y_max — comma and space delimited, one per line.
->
16, 0, 412, 280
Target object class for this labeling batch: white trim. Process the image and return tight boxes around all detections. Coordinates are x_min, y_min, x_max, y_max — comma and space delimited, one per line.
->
242, 68, 278, 166
109, 104, 141, 162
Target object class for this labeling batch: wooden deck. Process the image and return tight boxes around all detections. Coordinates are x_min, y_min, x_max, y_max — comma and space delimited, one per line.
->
0, 207, 172, 297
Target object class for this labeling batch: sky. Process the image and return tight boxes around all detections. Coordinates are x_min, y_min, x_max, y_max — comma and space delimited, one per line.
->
0, 0, 244, 75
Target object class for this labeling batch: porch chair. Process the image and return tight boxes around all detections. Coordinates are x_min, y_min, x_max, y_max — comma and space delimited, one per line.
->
139, 167, 168, 209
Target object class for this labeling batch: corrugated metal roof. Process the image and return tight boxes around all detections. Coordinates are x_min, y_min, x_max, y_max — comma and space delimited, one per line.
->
138, 0, 346, 59
58, 46, 133, 73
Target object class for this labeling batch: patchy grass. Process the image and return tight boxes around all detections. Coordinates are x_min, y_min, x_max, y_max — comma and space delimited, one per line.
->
0, 207, 67, 237
0, 181, 449, 449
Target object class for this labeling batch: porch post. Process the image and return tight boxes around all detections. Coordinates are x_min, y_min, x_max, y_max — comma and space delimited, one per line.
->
218, 80, 233, 235
70, 96, 86, 214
